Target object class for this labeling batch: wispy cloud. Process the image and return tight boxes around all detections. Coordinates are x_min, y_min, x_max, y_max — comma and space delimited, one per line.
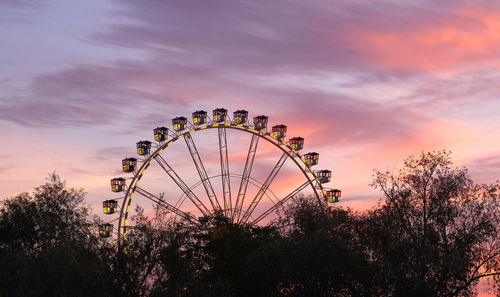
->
2, 0, 499, 132
0, 0, 499, 237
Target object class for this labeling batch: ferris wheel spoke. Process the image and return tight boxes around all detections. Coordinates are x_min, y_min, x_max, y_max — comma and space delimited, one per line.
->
233, 133, 259, 221
218, 127, 232, 217
135, 186, 193, 221
239, 151, 289, 223
154, 154, 210, 216
184, 133, 222, 212
250, 181, 309, 225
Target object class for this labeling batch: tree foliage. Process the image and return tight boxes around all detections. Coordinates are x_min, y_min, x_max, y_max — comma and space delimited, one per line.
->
0, 173, 119, 297
121, 206, 280, 297
368, 150, 500, 296
121, 194, 382, 297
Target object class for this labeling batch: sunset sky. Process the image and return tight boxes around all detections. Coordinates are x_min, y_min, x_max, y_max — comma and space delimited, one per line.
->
1, 1, 499, 197
1, 0, 499, 294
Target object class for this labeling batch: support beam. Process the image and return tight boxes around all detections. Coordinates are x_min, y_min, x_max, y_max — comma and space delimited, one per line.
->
135, 186, 193, 221
154, 154, 210, 216
218, 127, 232, 216
184, 133, 222, 212
233, 134, 259, 221
239, 152, 288, 223
250, 181, 309, 225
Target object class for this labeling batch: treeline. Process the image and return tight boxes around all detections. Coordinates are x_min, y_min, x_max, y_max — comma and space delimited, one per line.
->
1, 151, 499, 297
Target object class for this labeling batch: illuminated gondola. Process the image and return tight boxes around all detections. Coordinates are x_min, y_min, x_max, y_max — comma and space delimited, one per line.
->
271, 124, 287, 140
103, 199, 118, 214
192, 110, 207, 125
99, 223, 113, 238
326, 189, 341, 203
154, 127, 168, 142
213, 108, 228, 123
111, 177, 126, 192
172, 117, 187, 132
316, 170, 331, 184
122, 158, 137, 173
289, 137, 304, 151
304, 152, 319, 166
136, 141, 152, 155
253, 115, 268, 131
233, 110, 248, 124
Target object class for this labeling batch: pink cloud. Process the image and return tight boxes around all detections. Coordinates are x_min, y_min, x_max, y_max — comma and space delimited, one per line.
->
345, 4, 500, 73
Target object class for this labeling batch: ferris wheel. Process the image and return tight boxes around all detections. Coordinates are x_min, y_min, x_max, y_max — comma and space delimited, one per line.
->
98, 108, 342, 244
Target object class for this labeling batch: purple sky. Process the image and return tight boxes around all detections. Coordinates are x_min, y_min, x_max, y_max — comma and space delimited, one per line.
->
1, 0, 499, 223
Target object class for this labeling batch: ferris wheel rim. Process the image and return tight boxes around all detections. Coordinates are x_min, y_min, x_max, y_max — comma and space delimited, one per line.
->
117, 122, 329, 249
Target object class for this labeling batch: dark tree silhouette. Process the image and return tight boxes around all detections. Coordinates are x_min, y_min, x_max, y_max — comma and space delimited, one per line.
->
367, 150, 500, 297
251, 195, 384, 297
121, 206, 280, 297
121, 194, 382, 297
0, 173, 119, 297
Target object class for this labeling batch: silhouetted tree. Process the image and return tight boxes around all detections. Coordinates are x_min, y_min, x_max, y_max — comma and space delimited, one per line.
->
366, 150, 500, 297
249, 195, 384, 297
121, 207, 281, 297
118, 203, 196, 297
0, 173, 119, 297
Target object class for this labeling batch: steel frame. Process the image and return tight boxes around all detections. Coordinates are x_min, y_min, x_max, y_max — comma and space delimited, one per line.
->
233, 133, 259, 221
171, 172, 280, 221
239, 152, 288, 223
117, 123, 330, 250
250, 181, 309, 225
184, 133, 221, 212
218, 127, 232, 216
135, 186, 193, 221
154, 154, 210, 216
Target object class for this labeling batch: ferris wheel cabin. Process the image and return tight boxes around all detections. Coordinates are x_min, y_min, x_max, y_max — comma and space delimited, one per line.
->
326, 189, 341, 203
213, 108, 228, 123
304, 152, 319, 166
172, 117, 187, 131
271, 124, 287, 140
289, 137, 304, 151
253, 115, 268, 131
122, 157, 137, 172
233, 110, 248, 124
192, 110, 207, 125
99, 223, 113, 238
111, 177, 126, 192
317, 170, 332, 184
136, 140, 152, 155
154, 127, 168, 142
103, 199, 118, 214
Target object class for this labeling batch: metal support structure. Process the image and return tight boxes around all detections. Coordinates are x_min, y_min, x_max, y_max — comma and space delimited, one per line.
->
233, 134, 259, 221
250, 181, 309, 225
184, 133, 222, 212
118, 123, 333, 251
239, 152, 288, 223
218, 127, 232, 216
135, 186, 193, 221
154, 154, 210, 216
